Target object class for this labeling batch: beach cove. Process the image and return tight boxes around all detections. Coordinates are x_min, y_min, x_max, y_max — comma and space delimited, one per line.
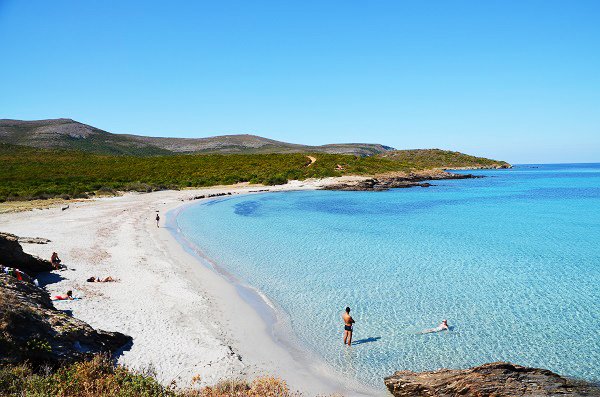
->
1, 164, 599, 395
174, 164, 600, 388
0, 179, 381, 396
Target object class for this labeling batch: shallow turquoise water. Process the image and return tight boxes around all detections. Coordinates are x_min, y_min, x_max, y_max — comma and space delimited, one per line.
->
176, 164, 600, 387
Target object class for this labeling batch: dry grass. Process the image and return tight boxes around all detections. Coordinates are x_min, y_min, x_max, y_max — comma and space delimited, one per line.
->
0, 355, 308, 397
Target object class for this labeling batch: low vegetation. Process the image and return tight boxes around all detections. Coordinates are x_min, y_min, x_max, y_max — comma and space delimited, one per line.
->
0, 355, 301, 396
0, 144, 401, 201
0, 144, 508, 202
380, 149, 510, 169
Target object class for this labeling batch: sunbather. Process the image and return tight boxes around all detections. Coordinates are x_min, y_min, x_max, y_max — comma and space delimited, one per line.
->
86, 276, 116, 282
53, 290, 73, 300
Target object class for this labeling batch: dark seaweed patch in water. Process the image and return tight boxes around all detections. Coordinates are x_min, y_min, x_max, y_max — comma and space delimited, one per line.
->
234, 200, 261, 216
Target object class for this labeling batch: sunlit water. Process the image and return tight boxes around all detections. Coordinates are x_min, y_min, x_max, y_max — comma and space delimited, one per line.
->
175, 164, 600, 388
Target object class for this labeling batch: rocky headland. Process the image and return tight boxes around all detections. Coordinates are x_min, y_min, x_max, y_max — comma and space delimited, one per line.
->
322, 170, 482, 191
0, 232, 53, 274
384, 362, 600, 397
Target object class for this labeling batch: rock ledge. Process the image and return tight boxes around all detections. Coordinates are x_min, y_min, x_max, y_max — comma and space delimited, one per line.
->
384, 362, 600, 396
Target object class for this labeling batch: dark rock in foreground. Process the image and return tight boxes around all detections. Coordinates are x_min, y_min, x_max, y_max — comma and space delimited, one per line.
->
0, 274, 131, 366
0, 232, 53, 276
0, 234, 130, 366
384, 362, 600, 396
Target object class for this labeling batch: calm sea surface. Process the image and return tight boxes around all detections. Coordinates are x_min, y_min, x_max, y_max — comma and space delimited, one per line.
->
175, 164, 600, 388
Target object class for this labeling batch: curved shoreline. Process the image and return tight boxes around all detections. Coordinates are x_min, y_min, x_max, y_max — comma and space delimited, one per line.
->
166, 192, 382, 396
0, 181, 377, 395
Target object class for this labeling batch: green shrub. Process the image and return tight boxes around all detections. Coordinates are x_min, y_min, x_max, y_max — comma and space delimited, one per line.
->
263, 174, 288, 186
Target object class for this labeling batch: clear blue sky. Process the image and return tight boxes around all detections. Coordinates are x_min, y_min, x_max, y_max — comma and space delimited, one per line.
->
1, 1, 598, 163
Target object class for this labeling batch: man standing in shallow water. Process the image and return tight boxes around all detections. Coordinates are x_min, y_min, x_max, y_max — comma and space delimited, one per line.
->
342, 306, 355, 346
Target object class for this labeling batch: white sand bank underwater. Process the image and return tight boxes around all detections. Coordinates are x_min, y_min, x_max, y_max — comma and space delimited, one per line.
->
0, 179, 382, 396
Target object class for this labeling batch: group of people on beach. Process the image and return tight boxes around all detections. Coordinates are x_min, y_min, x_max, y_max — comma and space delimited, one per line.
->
48, 251, 117, 300
342, 307, 449, 346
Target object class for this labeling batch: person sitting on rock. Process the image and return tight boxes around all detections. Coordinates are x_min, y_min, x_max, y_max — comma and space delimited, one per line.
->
53, 290, 74, 300
51, 252, 62, 270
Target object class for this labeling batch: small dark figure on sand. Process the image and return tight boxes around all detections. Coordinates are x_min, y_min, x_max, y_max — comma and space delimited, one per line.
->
342, 306, 355, 346
51, 252, 61, 270
156, 213, 160, 228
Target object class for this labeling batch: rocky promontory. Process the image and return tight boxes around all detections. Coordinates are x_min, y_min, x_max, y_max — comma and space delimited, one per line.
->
0, 233, 131, 367
384, 362, 600, 397
0, 232, 53, 275
322, 170, 481, 191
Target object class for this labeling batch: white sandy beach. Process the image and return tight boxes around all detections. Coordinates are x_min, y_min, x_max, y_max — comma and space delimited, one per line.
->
0, 179, 381, 396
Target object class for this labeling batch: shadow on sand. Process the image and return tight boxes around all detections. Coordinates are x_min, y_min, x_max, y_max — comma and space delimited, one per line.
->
36, 272, 65, 287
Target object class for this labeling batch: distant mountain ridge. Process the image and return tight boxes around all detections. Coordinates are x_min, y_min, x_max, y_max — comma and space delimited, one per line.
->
0, 118, 393, 156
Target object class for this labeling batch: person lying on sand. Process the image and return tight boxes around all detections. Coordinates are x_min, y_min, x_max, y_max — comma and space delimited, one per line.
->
420, 319, 449, 334
51, 252, 62, 270
86, 276, 116, 283
53, 290, 74, 300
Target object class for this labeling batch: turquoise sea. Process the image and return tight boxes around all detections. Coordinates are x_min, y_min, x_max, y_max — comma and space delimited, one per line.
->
174, 164, 600, 388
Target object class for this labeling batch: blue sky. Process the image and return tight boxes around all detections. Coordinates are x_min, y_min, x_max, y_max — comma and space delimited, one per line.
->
1, 1, 598, 163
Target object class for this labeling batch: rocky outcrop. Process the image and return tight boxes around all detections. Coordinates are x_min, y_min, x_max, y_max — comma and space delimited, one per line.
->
17, 236, 51, 245
322, 171, 480, 191
384, 362, 600, 397
0, 274, 131, 366
0, 232, 53, 276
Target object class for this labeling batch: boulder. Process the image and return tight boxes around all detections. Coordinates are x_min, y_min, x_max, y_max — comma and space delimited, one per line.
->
0, 274, 131, 366
0, 232, 53, 276
384, 362, 600, 397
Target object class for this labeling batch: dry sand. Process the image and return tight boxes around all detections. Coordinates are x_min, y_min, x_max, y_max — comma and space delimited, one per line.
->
0, 179, 382, 396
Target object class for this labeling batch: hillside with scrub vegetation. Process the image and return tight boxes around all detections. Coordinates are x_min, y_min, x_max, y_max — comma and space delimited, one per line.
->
0, 118, 391, 156
379, 149, 511, 169
0, 144, 510, 202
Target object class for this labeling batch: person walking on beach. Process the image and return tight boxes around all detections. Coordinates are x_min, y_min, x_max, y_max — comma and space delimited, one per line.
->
342, 306, 355, 346
155, 213, 160, 228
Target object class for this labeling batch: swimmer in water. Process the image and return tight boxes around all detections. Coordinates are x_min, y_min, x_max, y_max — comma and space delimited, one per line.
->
420, 319, 449, 334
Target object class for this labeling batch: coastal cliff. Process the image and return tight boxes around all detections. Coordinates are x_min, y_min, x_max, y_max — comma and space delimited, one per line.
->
384, 362, 600, 397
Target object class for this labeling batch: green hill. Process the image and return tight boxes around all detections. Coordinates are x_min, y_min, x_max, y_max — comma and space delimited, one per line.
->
379, 149, 510, 169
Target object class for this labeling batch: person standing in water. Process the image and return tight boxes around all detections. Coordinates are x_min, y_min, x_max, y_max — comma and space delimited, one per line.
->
342, 306, 355, 346
155, 213, 160, 228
